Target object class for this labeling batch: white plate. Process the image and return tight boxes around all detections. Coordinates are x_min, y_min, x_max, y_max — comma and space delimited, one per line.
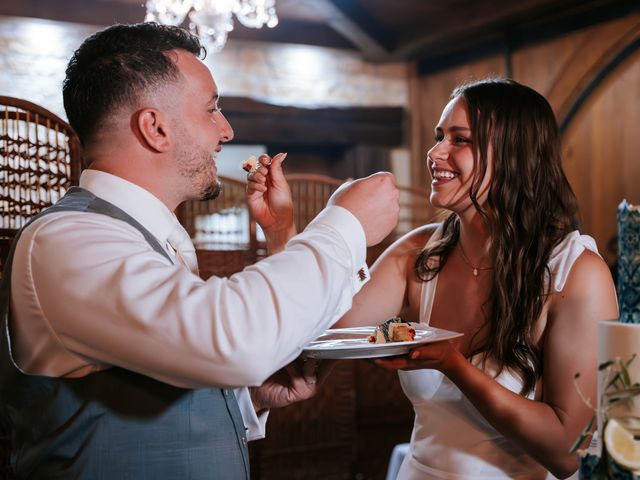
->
302, 324, 463, 360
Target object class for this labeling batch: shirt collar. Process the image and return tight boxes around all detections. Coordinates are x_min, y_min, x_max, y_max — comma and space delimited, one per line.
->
79, 169, 178, 243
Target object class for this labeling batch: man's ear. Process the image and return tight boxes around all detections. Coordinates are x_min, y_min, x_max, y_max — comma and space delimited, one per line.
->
134, 108, 171, 153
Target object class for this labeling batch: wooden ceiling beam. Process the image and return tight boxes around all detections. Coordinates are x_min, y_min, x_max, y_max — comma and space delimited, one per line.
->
307, 0, 392, 61
0, 0, 145, 26
416, 0, 640, 72
222, 96, 405, 147
394, 0, 577, 61
402, 0, 639, 63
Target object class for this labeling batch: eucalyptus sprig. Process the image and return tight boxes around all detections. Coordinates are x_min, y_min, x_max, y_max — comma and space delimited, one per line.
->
572, 354, 640, 478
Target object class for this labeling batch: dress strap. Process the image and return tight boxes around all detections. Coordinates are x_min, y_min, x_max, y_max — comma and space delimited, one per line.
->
419, 223, 445, 325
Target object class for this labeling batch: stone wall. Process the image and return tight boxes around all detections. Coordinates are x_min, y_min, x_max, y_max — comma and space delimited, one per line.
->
0, 15, 409, 120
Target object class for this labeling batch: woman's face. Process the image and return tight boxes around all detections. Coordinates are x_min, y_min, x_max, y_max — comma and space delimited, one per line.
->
427, 96, 492, 215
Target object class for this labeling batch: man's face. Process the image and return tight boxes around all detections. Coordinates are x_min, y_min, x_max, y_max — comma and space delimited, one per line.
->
170, 50, 234, 201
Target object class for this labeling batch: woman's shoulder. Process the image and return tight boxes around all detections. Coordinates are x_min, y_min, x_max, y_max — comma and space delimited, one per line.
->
548, 231, 602, 292
562, 248, 613, 293
550, 232, 616, 309
388, 222, 442, 253
550, 245, 618, 325
369, 222, 442, 271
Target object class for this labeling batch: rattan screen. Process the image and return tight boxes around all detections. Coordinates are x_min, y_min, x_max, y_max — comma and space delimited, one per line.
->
0, 96, 82, 265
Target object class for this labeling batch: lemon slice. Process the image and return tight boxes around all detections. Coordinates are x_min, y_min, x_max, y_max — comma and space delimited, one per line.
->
604, 417, 640, 471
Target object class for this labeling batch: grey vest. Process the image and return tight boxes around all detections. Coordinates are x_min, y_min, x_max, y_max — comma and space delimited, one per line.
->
0, 187, 249, 479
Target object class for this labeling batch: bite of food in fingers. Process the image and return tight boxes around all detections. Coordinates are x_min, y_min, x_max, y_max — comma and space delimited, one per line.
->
242, 155, 259, 173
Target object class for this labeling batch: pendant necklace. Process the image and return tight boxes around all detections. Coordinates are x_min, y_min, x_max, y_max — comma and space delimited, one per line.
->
458, 242, 493, 277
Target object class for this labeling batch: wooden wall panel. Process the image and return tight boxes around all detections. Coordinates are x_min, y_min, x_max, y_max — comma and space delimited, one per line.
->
510, 29, 589, 97
562, 52, 640, 266
513, 15, 640, 127
512, 14, 640, 266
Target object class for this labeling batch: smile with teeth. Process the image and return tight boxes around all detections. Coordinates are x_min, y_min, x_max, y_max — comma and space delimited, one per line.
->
433, 169, 458, 181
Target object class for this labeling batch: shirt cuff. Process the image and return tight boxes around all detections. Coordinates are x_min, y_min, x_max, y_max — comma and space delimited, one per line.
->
233, 387, 270, 441
304, 205, 370, 293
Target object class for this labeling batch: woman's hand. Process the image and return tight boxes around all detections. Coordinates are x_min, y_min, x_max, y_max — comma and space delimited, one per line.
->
246, 152, 296, 253
373, 340, 464, 375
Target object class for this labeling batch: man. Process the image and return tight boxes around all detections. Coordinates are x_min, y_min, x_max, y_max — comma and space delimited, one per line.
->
0, 23, 399, 479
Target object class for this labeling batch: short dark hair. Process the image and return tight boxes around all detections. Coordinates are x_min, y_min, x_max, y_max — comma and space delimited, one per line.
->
63, 22, 204, 145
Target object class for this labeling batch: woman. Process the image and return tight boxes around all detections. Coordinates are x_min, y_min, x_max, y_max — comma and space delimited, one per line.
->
332, 79, 618, 479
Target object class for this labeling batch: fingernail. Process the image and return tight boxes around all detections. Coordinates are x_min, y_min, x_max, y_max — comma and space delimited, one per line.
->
410, 351, 419, 360
281, 152, 288, 161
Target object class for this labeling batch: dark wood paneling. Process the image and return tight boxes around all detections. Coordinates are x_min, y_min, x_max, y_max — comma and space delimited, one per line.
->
222, 97, 405, 148
417, 0, 639, 73
249, 360, 413, 480
231, 20, 357, 50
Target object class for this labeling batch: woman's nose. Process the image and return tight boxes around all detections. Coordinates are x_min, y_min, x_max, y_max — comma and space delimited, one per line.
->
428, 142, 448, 163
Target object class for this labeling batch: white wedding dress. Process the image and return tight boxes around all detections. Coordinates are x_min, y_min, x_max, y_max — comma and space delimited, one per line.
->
396, 227, 596, 479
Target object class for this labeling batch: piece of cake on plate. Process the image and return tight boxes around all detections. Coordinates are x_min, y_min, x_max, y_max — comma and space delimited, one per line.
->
369, 317, 416, 344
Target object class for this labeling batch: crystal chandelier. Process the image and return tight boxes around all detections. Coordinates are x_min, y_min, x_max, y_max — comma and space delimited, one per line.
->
145, 0, 278, 52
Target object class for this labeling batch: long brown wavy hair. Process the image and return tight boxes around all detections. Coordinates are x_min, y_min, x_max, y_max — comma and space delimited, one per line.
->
415, 79, 579, 394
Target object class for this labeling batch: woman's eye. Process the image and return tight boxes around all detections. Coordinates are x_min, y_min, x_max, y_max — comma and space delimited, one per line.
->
455, 136, 471, 144
434, 133, 444, 142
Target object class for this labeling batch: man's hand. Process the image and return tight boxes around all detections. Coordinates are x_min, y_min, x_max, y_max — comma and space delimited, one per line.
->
246, 152, 296, 253
249, 358, 334, 413
328, 172, 400, 246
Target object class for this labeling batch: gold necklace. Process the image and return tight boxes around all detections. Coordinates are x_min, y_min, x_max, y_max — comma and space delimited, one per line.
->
458, 242, 493, 277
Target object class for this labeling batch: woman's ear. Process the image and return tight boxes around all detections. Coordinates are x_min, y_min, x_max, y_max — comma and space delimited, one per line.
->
134, 108, 171, 153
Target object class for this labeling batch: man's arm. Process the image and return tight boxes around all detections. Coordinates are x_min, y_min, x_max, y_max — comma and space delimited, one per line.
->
14, 171, 398, 390
13, 207, 367, 388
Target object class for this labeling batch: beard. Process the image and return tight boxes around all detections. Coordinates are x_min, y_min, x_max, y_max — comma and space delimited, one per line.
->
175, 134, 221, 201
201, 178, 222, 201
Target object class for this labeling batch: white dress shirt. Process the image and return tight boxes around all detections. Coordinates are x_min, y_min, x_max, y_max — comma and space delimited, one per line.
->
10, 169, 369, 440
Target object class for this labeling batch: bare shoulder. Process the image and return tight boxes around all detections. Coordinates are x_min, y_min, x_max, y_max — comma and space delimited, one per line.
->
369, 222, 442, 276
553, 248, 618, 318
385, 223, 440, 256
372, 223, 439, 259
562, 249, 615, 295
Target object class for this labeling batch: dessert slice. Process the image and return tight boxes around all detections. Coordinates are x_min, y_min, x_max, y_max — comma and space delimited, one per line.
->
369, 317, 416, 344
242, 155, 258, 173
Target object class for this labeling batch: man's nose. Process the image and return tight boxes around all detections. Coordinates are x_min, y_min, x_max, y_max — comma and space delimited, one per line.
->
219, 112, 234, 143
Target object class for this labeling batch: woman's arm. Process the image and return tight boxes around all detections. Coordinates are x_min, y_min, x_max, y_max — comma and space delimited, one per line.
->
377, 249, 618, 478
335, 225, 435, 328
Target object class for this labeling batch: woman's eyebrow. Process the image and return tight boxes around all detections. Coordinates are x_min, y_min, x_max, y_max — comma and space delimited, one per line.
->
435, 126, 471, 133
